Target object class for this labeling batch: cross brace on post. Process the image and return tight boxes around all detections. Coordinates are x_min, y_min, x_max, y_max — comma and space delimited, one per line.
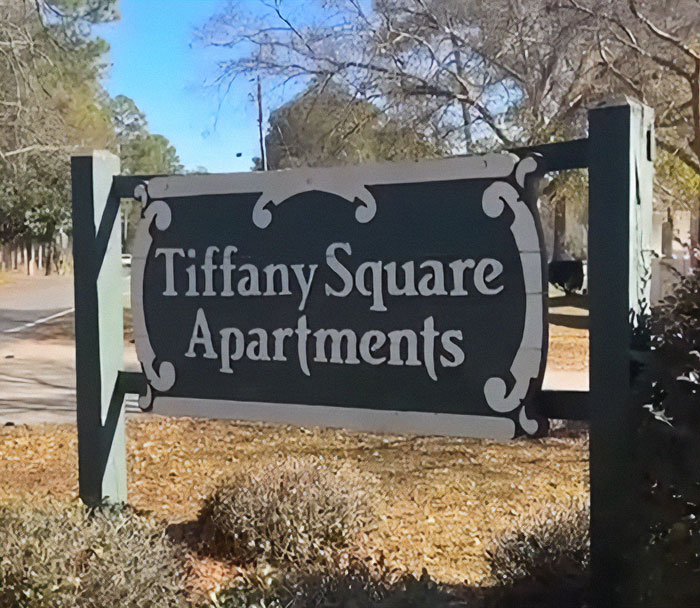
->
71, 151, 146, 506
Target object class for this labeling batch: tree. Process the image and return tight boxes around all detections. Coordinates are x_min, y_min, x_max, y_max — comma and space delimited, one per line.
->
199, 0, 592, 152
120, 133, 183, 175
0, 0, 117, 263
107, 94, 147, 143
261, 80, 442, 169
553, 1, 700, 203
105, 94, 183, 175
0, 0, 182, 267
0, 0, 185, 273
102, 95, 183, 252
198, 0, 597, 259
200, 0, 700, 259
0, 0, 118, 159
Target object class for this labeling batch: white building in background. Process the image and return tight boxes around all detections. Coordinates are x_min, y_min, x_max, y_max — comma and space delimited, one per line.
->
539, 197, 696, 304
650, 209, 696, 306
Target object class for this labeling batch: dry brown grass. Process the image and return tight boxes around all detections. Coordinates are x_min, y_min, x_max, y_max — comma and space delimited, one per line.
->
0, 417, 588, 590
0, 300, 590, 598
548, 324, 589, 372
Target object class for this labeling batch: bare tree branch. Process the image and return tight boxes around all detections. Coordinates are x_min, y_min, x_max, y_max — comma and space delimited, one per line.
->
658, 138, 700, 176
628, 0, 700, 62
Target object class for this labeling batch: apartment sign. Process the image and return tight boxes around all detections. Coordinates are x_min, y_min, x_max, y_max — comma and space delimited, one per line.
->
131, 153, 547, 439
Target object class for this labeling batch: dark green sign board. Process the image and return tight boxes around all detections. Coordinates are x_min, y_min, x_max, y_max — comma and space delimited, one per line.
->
131, 154, 547, 438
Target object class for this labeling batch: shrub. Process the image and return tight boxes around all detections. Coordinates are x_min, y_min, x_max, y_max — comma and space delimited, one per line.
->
485, 499, 589, 589
198, 459, 373, 567
0, 502, 188, 608
627, 270, 700, 605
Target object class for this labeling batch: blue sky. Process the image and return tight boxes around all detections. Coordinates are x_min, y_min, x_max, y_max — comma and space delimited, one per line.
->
95, 0, 267, 173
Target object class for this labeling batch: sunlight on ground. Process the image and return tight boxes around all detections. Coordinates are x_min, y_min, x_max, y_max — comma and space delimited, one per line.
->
0, 418, 588, 586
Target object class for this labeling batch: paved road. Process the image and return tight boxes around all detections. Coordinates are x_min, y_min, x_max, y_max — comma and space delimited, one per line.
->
0, 274, 74, 343
0, 273, 139, 425
0, 270, 131, 346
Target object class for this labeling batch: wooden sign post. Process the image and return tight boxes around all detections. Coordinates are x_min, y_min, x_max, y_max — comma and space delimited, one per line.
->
71, 99, 655, 607
71, 150, 126, 505
588, 100, 654, 606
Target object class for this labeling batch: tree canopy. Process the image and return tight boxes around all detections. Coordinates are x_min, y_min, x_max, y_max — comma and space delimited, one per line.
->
260, 80, 442, 170
201, 0, 700, 216
0, 0, 182, 250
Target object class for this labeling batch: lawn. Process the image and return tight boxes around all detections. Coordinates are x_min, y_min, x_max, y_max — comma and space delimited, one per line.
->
0, 288, 590, 601
0, 417, 588, 595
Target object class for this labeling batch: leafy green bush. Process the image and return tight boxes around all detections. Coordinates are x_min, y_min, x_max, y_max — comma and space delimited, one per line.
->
627, 270, 700, 605
0, 503, 187, 608
198, 459, 373, 567
485, 499, 589, 596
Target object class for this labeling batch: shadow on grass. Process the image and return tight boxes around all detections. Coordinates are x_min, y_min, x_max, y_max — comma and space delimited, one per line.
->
166, 520, 588, 608
549, 293, 589, 310
549, 313, 589, 330
199, 561, 589, 608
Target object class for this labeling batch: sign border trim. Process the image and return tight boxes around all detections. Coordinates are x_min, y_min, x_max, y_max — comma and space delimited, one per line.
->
131, 152, 547, 438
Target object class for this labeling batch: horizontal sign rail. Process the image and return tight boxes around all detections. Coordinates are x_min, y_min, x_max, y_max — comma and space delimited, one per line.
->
537, 389, 589, 420
111, 139, 590, 202
511, 138, 589, 172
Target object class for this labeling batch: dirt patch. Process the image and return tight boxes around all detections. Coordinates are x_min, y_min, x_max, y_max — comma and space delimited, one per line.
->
0, 418, 588, 588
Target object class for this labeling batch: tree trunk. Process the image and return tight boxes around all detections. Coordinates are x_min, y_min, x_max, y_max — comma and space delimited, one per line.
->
661, 208, 674, 258
26, 242, 33, 276
552, 198, 567, 260
45, 243, 53, 276
1, 244, 9, 271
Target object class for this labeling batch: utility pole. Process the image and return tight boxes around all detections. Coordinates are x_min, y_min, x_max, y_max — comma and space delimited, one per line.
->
257, 75, 267, 171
